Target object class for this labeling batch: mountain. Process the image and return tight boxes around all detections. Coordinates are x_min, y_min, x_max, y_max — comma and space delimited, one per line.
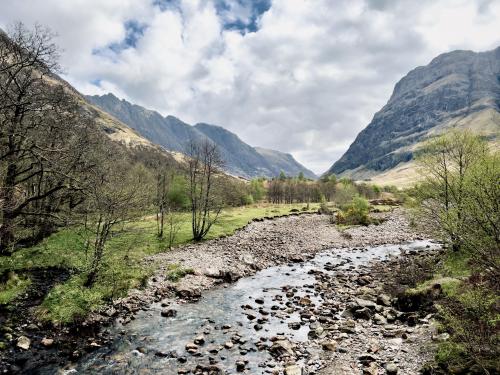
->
326, 46, 500, 185
86, 93, 316, 179
254, 147, 316, 179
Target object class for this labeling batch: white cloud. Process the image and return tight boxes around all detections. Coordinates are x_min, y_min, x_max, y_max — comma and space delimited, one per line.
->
0, 0, 498, 173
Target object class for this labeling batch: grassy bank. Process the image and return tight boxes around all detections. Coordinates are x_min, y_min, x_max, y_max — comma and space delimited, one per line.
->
0, 203, 318, 323
401, 248, 498, 374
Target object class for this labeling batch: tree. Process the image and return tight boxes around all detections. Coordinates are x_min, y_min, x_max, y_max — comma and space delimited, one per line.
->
186, 139, 224, 241
83, 150, 150, 287
155, 169, 170, 238
416, 130, 487, 251
460, 151, 500, 285
250, 178, 266, 202
0, 23, 95, 254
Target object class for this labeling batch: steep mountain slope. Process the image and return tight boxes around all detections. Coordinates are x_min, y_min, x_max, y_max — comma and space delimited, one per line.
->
87, 94, 316, 179
326, 46, 500, 184
254, 147, 316, 179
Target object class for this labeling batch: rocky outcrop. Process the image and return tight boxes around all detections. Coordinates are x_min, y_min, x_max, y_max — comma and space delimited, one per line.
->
327, 46, 500, 179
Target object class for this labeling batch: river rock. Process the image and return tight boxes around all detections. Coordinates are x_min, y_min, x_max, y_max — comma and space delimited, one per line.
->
176, 287, 201, 299
185, 342, 198, 351
161, 308, 177, 317
41, 337, 54, 347
354, 307, 372, 320
355, 298, 377, 309
373, 313, 387, 325
270, 339, 295, 357
236, 360, 246, 372
285, 364, 302, 375
194, 335, 205, 345
321, 340, 337, 351
386, 363, 398, 374
377, 294, 392, 306
16, 336, 30, 350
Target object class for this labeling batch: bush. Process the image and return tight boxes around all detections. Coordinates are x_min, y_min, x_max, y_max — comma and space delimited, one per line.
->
242, 194, 254, 205
342, 196, 370, 225
318, 194, 332, 214
334, 183, 358, 206
436, 284, 499, 374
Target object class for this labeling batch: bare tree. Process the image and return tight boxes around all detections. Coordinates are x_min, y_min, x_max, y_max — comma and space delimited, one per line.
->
83, 149, 150, 287
0, 23, 95, 254
155, 170, 169, 238
186, 139, 224, 241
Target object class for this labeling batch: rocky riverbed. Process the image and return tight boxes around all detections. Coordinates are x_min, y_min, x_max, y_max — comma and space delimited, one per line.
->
4, 210, 442, 374
56, 240, 441, 375
109, 209, 424, 319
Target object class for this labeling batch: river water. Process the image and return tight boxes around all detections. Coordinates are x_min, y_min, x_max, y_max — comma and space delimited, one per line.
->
53, 240, 439, 375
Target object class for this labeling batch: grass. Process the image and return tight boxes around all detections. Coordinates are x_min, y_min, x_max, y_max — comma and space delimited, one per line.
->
0, 272, 31, 305
0, 203, 318, 323
370, 204, 394, 212
165, 264, 195, 282
408, 249, 471, 299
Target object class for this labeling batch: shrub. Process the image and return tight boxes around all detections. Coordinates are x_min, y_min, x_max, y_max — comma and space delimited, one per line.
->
319, 194, 332, 214
337, 196, 370, 225
437, 284, 499, 374
334, 183, 358, 206
242, 194, 254, 205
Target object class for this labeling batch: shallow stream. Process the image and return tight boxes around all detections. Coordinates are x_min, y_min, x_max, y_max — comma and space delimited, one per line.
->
54, 240, 439, 374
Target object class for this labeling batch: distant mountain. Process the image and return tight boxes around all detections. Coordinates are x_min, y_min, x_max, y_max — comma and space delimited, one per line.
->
254, 147, 316, 179
86, 93, 316, 179
326, 46, 500, 185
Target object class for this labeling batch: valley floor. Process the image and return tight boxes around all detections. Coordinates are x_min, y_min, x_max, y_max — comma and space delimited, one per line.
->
3, 209, 441, 374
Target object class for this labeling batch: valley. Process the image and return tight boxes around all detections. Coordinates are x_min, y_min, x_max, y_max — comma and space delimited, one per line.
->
0, 10, 498, 375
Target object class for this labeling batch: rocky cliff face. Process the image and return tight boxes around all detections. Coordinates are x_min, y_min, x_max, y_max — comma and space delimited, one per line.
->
327, 46, 500, 179
87, 94, 316, 179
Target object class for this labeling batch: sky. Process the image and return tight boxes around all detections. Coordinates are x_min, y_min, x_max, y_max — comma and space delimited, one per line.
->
0, 0, 499, 174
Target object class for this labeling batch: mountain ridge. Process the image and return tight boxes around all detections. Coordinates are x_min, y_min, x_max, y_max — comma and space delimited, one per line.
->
326, 46, 500, 183
86, 93, 317, 179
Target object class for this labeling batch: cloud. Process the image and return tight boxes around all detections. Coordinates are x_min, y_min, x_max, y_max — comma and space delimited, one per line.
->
0, 0, 498, 174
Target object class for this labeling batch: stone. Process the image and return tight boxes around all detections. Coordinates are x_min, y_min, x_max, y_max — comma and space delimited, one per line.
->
16, 336, 30, 350
161, 308, 177, 318
355, 298, 377, 309
269, 339, 295, 357
254, 324, 263, 331
373, 313, 387, 325
321, 340, 337, 351
285, 364, 302, 375
354, 307, 372, 320
224, 341, 234, 349
194, 335, 205, 345
185, 342, 198, 351
236, 360, 246, 372
386, 363, 398, 374
41, 337, 54, 347
358, 354, 377, 365
377, 294, 392, 306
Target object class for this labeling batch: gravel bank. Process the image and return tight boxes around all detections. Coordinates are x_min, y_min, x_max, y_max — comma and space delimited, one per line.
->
113, 209, 423, 315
